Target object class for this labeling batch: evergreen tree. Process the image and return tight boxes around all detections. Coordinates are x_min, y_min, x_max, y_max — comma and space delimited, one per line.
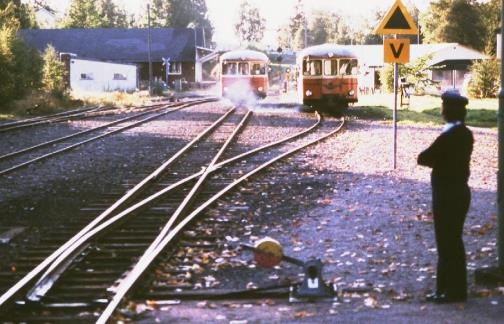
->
420, 0, 485, 50
98, 0, 128, 28
60, 0, 102, 28
234, 0, 265, 45
467, 59, 500, 98
0, 0, 37, 28
148, 0, 213, 43
479, 0, 500, 55
42, 45, 66, 97
0, 2, 41, 108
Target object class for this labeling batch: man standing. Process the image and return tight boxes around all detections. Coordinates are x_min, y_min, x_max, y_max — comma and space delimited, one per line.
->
418, 89, 474, 303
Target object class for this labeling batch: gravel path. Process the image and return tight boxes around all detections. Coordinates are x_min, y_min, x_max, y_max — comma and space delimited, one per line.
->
0, 100, 501, 322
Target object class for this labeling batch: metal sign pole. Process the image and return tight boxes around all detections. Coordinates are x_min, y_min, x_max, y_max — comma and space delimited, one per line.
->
393, 35, 398, 170
498, 0, 504, 269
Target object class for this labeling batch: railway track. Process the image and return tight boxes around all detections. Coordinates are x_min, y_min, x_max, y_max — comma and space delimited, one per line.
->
0, 102, 179, 134
0, 99, 215, 176
0, 106, 345, 322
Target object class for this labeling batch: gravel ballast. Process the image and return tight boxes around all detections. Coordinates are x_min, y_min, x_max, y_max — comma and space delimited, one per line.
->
0, 100, 501, 322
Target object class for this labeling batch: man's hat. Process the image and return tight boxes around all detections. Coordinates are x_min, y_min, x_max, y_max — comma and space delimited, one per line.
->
441, 89, 468, 105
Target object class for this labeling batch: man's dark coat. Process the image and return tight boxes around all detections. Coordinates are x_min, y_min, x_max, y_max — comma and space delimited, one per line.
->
418, 124, 473, 298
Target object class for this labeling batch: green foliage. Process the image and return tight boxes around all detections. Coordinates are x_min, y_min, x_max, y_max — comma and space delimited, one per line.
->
467, 59, 500, 99
60, 0, 103, 28
479, 0, 501, 56
0, 3, 42, 109
98, 0, 128, 28
42, 45, 67, 97
348, 106, 496, 128
234, 0, 265, 45
379, 55, 434, 94
420, 0, 485, 51
0, 0, 38, 28
148, 0, 213, 43
379, 64, 395, 93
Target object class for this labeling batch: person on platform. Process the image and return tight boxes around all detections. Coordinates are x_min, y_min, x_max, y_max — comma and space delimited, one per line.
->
417, 89, 474, 303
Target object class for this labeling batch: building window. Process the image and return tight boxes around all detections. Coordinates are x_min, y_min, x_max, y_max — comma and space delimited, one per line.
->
168, 62, 182, 75
80, 73, 93, 80
113, 73, 127, 80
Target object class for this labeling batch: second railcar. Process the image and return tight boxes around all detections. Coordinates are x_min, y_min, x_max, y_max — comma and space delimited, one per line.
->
297, 44, 358, 109
220, 50, 269, 100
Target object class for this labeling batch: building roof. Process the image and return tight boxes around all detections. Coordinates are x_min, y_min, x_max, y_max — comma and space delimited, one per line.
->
346, 43, 487, 68
20, 28, 206, 63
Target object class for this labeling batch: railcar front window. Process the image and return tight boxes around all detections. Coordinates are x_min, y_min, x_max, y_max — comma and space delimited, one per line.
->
252, 63, 266, 75
222, 62, 237, 75
339, 59, 358, 76
238, 62, 249, 75
324, 60, 338, 76
303, 60, 322, 76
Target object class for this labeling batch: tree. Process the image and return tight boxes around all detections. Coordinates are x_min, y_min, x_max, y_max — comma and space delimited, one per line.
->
288, 0, 305, 42
467, 59, 500, 98
148, 0, 213, 43
60, 0, 102, 28
420, 0, 485, 51
0, 2, 41, 108
0, 0, 38, 28
41, 45, 67, 97
479, 0, 500, 55
234, 0, 265, 45
98, 0, 128, 28
293, 26, 306, 50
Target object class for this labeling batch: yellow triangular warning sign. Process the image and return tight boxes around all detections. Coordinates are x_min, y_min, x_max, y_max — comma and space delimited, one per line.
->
374, 0, 418, 35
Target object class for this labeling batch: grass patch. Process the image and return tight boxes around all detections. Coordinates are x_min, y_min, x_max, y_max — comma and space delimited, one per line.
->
0, 91, 84, 119
72, 90, 158, 108
0, 90, 172, 120
353, 94, 498, 128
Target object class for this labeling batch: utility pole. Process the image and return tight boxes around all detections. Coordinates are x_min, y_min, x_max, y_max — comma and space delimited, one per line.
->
498, 0, 504, 271
475, 0, 504, 284
147, 3, 153, 95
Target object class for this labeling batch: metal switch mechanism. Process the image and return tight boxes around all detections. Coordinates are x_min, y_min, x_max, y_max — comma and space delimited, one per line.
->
292, 259, 335, 299
242, 237, 336, 300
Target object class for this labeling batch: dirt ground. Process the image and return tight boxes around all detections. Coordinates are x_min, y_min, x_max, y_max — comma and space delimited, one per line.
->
133, 116, 503, 323
1, 98, 503, 323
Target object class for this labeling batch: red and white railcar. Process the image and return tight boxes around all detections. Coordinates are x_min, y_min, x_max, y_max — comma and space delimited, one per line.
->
297, 44, 358, 109
220, 50, 269, 100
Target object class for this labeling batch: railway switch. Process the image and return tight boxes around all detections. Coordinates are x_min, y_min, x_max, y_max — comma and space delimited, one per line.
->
241, 238, 336, 301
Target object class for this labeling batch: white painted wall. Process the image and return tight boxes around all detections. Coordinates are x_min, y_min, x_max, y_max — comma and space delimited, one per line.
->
70, 59, 138, 93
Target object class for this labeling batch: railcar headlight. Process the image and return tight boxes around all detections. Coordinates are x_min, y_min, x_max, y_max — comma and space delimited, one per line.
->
258, 87, 263, 91
305, 90, 312, 96
223, 87, 228, 92
348, 90, 355, 96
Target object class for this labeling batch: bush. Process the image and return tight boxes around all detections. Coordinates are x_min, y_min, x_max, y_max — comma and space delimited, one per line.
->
467, 59, 500, 99
0, 24, 41, 110
42, 45, 67, 97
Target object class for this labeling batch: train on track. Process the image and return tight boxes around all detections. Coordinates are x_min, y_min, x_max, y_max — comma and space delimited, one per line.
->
297, 44, 359, 110
219, 49, 269, 101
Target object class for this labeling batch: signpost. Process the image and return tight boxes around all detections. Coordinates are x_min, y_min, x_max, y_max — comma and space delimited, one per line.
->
374, 0, 417, 169
162, 57, 171, 87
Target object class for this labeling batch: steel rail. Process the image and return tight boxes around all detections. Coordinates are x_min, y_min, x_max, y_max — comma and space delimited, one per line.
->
0, 98, 223, 308
0, 103, 182, 162
0, 105, 101, 130
0, 102, 169, 133
0, 107, 111, 133
22, 112, 322, 306
0, 99, 216, 176
25, 104, 236, 302
97, 117, 345, 323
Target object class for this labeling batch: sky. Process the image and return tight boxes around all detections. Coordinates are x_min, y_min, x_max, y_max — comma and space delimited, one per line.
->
40, 0, 432, 47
